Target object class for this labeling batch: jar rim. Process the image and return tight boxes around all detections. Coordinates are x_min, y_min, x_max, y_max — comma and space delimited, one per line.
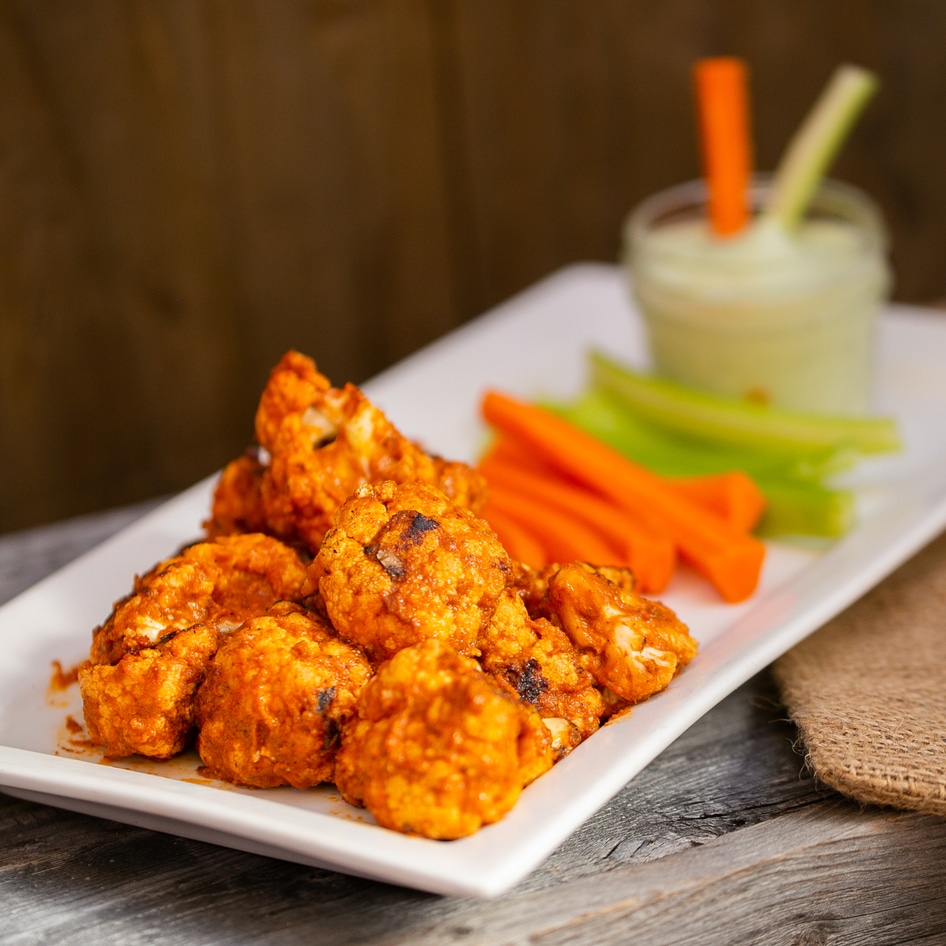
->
624, 174, 888, 258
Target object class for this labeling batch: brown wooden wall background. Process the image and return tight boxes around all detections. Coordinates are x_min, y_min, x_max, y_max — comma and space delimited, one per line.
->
2, 0, 945, 534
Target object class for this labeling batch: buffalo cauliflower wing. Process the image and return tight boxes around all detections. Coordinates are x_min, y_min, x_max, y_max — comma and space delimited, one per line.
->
79, 534, 307, 759
204, 448, 268, 539
246, 351, 487, 553
196, 603, 372, 789
510, 561, 637, 617
479, 589, 603, 758
88, 533, 308, 667
540, 562, 698, 709
308, 480, 511, 664
334, 638, 552, 839
79, 622, 219, 759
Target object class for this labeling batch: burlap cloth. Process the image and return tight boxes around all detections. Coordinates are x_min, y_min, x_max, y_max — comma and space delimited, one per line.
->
772, 529, 946, 815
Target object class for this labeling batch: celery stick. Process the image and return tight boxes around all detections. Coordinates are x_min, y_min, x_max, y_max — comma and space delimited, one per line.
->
549, 388, 857, 481
550, 387, 858, 537
754, 477, 855, 539
763, 64, 879, 231
589, 350, 901, 455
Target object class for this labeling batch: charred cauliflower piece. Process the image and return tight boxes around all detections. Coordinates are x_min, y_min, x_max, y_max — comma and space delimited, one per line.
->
79, 534, 307, 759
248, 351, 487, 553
196, 604, 372, 789
308, 480, 511, 664
480, 589, 603, 758
540, 562, 697, 709
79, 623, 220, 759
511, 561, 637, 617
334, 638, 552, 839
88, 533, 308, 666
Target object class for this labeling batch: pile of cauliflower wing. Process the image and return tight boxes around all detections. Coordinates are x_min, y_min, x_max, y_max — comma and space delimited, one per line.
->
78, 350, 697, 840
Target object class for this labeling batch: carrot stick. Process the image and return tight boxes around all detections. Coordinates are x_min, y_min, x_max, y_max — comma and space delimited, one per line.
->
479, 445, 676, 593
481, 390, 766, 603
669, 470, 767, 532
485, 487, 619, 569
480, 503, 548, 568
480, 435, 568, 481
487, 430, 764, 535
694, 57, 752, 236
479, 436, 573, 488
483, 433, 685, 560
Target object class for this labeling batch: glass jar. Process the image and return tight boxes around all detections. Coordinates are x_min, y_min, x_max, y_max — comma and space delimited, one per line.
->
622, 176, 892, 414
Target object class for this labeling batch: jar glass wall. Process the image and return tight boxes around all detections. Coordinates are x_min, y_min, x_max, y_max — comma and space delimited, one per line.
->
623, 176, 892, 414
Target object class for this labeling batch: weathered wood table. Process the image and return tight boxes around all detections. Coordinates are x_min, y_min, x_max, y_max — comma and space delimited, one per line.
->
2, 502, 946, 945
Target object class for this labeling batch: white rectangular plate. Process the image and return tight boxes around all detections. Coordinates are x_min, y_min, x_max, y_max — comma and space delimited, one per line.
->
3, 263, 946, 898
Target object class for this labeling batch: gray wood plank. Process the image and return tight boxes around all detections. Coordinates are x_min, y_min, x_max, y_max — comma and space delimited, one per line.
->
0, 499, 164, 604
399, 802, 946, 946
0, 671, 847, 946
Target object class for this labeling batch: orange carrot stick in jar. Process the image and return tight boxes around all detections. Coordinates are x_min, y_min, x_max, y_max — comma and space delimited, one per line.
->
694, 56, 753, 236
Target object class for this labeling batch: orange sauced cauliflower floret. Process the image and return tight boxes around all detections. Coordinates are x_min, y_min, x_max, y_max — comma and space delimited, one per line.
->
88, 533, 308, 667
334, 638, 553, 839
307, 480, 511, 664
537, 562, 698, 711
479, 589, 604, 758
195, 603, 372, 789
78, 534, 307, 759
79, 622, 220, 760
206, 350, 488, 554
203, 448, 268, 540
510, 561, 637, 616
429, 455, 490, 516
